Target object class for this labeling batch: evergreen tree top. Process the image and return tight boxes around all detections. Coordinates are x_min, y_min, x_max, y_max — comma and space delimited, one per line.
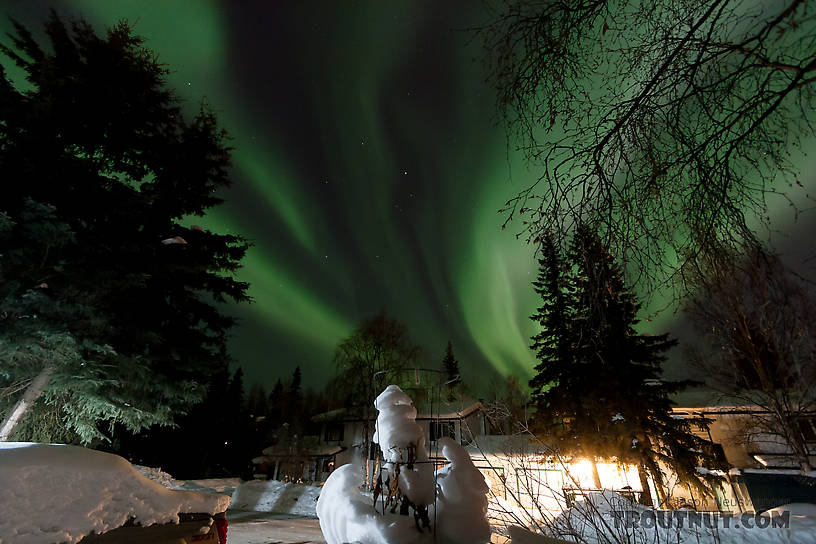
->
441, 340, 461, 384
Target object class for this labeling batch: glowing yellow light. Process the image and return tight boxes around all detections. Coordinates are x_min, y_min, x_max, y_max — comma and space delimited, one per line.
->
567, 459, 597, 488
565, 459, 642, 491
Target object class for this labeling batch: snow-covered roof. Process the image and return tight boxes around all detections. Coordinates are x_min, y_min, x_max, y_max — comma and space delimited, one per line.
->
0, 442, 230, 544
671, 404, 810, 416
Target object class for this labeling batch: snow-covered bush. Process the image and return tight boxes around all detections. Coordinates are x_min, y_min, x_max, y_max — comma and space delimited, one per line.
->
317, 385, 490, 544
433, 437, 490, 543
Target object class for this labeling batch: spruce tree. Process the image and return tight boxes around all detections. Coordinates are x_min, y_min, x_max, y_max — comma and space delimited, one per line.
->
268, 378, 284, 428
289, 366, 303, 403
287, 366, 304, 432
227, 368, 246, 415
246, 383, 268, 421
529, 226, 724, 504
441, 340, 461, 401
528, 232, 574, 433
0, 13, 249, 443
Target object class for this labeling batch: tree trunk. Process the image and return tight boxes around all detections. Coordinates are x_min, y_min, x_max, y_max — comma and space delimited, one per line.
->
640, 437, 668, 507
363, 418, 372, 489
784, 415, 814, 472
591, 458, 602, 489
652, 467, 668, 508
637, 464, 654, 507
792, 439, 813, 472
0, 367, 53, 441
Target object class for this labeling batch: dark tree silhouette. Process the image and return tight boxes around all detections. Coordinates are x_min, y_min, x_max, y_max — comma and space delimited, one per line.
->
246, 383, 268, 421
529, 226, 724, 504
441, 340, 462, 400
268, 378, 284, 428
0, 13, 249, 443
333, 312, 421, 487
481, 0, 816, 294
529, 232, 574, 420
687, 246, 816, 471
108, 366, 255, 479
289, 366, 303, 406
333, 312, 421, 407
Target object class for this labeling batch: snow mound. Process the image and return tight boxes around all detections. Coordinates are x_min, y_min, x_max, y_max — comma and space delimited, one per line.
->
567, 490, 642, 516
230, 479, 321, 516
0, 442, 230, 544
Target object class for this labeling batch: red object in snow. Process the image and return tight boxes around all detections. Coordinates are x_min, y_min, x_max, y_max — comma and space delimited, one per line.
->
215, 515, 228, 543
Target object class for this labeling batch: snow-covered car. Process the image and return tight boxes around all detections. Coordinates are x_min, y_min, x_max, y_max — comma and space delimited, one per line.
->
0, 442, 231, 544
75, 512, 227, 543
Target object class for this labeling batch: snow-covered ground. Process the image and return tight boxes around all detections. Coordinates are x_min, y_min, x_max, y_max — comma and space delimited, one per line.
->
135, 464, 320, 517
0, 442, 231, 544
4, 439, 815, 544
181, 474, 816, 544
496, 491, 816, 544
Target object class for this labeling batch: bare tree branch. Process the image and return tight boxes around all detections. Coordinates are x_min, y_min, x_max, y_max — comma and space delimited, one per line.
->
479, 0, 816, 297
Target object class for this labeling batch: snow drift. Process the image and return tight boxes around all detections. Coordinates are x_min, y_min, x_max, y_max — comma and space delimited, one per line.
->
0, 442, 230, 544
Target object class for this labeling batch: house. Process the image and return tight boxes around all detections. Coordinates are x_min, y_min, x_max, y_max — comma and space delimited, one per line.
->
669, 404, 816, 512
311, 391, 488, 485
250, 435, 343, 483
309, 394, 657, 516
670, 404, 816, 470
253, 384, 815, 517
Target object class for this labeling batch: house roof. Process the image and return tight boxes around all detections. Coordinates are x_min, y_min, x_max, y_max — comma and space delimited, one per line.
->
671, 404, 816, 416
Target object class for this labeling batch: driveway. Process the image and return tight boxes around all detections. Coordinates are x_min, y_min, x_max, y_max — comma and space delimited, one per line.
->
227, 512, 325, 544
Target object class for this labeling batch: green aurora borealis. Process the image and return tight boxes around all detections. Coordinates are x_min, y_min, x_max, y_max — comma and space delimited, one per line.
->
3, 1, 813, 392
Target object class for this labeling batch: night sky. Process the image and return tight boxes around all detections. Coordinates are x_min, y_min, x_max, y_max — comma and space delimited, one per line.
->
3, 1, 814, 393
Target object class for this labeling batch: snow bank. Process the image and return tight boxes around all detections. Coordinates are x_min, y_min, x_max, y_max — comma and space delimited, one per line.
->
318, 385, 491, 544
230, 479, 320, 516
0, 442, 231, 544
